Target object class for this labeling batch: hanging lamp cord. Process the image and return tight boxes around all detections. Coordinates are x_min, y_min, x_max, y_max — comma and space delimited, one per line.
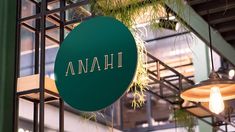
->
208, 23, 215, 71
207, 0, 215, 71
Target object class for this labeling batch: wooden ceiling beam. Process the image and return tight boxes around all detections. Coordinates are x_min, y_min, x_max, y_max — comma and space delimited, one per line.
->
221, 30, 235, 36
187, 0, 208, 6
228, 40, 235, 45
202, 8, 235, 25
224, 35, 235, 42
214, 20, 235, 33
192, 0, 235, 16
221, 30, 235, 41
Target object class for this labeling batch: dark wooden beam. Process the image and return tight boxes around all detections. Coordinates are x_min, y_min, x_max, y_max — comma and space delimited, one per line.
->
221, 30, 235, 38
202, 8, 235, 25
221, 30, 235, 41
187, 0, 208, 6
214, 20, 235, 33
228, 40, 235, 46
225, 35, 235, 42
192, 0, 235, 16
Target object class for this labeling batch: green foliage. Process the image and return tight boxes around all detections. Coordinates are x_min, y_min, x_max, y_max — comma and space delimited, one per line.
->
71, 0, 186, 109
88, 0, 185, 109
80, 110, 114, 129
128, 34, 149, 109
89, 0, 185, 27
81, 112, 97, 121
174, 109, 197, 132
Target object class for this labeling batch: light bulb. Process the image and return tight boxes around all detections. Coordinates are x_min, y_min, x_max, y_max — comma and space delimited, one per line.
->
175, 22, 181, 31
209, 87, 225, 114
18, 128, 24, 132
228, 69, 235, 79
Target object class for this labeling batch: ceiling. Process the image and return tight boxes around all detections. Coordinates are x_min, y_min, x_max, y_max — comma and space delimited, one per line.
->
187, 0, 235, 47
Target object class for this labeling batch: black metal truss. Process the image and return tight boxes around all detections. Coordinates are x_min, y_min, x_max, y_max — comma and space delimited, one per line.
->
145, 51, 234, 132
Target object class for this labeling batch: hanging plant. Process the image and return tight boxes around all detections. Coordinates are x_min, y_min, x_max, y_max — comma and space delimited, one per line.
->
81, 112, 97, 121
70, 0, 186, 109
89, 0, 185, 28
89, 0, 184, 109
91, 0, 161, 27
174, 109, 197, 132
128, 34, 149, 109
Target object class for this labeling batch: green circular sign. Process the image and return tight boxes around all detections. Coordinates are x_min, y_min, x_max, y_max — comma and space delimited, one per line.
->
54, 16, 137, 112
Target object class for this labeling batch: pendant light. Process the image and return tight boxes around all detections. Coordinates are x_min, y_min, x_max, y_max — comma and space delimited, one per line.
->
180, 6, 235, 114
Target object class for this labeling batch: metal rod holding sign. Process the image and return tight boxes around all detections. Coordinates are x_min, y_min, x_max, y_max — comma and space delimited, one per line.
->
39, 0, 47, 131
14, 0, 22, 131
59, 0, 65, 131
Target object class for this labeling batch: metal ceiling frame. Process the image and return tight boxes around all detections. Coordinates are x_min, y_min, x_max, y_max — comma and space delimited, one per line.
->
145, 52, 232, 132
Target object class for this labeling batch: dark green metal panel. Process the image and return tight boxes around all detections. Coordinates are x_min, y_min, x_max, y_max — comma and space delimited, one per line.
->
0, 0, 17, 131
